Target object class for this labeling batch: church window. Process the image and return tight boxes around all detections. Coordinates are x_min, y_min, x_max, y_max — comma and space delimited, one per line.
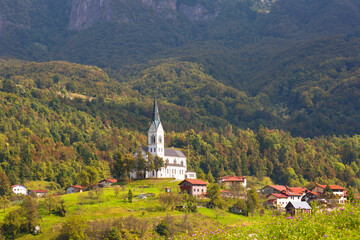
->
151, 135, 156, 143
159, 136, 162, 143
150, 148, 152, 152
174, 159, 177, 164
181, 161, 184, 166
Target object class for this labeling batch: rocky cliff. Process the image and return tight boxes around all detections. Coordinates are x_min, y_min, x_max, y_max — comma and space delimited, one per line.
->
69, 0, 112, 30
0, 15, 5, 35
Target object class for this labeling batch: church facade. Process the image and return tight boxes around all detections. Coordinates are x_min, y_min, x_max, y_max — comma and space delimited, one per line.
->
130, 100, 196, 180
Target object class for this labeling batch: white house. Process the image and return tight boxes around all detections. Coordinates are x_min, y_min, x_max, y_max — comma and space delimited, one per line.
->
219, 175, 247, 188
130, 100, 195, 180
12, 184, 28, 195
264, 186, 307, 209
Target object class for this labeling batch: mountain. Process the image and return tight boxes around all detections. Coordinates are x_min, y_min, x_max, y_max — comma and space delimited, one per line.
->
1, 0, 360, 137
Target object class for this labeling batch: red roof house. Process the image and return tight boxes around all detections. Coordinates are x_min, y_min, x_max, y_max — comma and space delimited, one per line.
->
179, 179, 208, 197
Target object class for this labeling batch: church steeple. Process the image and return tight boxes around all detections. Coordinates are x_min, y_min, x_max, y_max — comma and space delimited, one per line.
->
148, 99, 165, 157
151, 99, 161, 129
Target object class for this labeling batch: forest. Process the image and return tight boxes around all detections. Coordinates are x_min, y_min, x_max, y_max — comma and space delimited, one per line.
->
0, 59, 359, 196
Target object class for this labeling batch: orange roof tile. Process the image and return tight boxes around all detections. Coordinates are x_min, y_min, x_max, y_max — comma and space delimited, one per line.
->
179, 179, 208, 185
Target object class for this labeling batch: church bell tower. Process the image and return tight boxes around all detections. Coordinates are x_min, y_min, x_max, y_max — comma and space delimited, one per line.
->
148, 100, 165, 158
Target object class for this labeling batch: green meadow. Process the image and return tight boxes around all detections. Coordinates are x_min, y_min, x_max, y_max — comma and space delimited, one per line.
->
1, 179, 359, 239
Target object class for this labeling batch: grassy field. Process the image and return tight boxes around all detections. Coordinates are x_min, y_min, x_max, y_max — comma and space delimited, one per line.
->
1, 179, 359, 239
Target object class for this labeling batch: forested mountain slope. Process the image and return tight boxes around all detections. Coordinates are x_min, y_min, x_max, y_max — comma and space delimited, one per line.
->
0, 60, 359, 194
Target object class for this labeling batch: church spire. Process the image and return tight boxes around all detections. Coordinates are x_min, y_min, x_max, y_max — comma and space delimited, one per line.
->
152, 99, 161, 129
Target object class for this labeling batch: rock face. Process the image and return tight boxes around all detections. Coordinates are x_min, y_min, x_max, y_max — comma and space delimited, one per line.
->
142, 0, 218, 21
69, 0, 112, 31
0, 14, 5, 35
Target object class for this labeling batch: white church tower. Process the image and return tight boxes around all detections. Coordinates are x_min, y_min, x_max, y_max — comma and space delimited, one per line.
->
148, 100, 165, 158
130, 99, 197, 180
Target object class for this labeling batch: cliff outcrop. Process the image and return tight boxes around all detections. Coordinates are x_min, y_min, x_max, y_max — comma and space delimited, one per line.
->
0, 14, 5, 35
69, 0, 112, 30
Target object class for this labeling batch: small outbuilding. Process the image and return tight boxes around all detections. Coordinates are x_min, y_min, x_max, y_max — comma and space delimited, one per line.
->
285, 201, 312, 215
66, 185, 83, 194
29, 190, 48, 197
98, 179, 117, 187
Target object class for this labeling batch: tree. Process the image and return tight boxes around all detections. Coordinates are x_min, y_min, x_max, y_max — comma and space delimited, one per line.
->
207, 170, 215, 183
246, 188, 259, 216
112, 152, 135, 179
1, 210, 23, 238
44, 195, 56, 215
114, 186, 120, 197
348, 187, 355, 203
153, 155, 165, 178
135, 152, 146, 178
22, 196, 39, 232
207, 184, 222, 208
324, 185, 334, 199
146, 152, 155, 177
0, 172, 11, 196
128, 190, 133, 203
0, 196, 10, 213
61, 216, 88, 240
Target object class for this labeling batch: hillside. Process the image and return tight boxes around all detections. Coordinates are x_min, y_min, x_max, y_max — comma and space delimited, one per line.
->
0, 60, 359, 194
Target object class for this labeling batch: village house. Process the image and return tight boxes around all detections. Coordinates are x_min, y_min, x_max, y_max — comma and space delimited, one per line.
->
98, 179, 117, 187
29, 190, 48, 197
219, 175, 247, 188
261, 185, 287, 195
130, 100, 194, 180
66, 185, 83, 194
301, 190, 322, 203
285, 201, 312, 216
12, 184, 28, 195
263, 185, 307, 209
179, 179, 208, 197
311, 184, 347, 204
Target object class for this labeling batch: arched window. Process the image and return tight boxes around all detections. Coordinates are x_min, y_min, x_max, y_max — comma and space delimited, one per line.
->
151, 135, 156, 143
174, 159, 177, 164
181, 161, 184, 166
159, 136, 162, 143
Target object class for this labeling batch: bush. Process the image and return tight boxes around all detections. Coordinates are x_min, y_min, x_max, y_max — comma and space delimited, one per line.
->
60, 216, 88, 240
155, 220, 170, 237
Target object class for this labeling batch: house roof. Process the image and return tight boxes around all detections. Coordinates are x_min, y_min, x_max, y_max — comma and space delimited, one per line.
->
69, 185, 83, 189
102, 179, 117, 183
286, 201, 312, 210
220, 175, 247, 180
314, 184, 345, 190
11, 184, 27, 188
222, 176, 245, 182
31, 190, 48, 193
288, 187, 307, 193
268, 193, 288, 198
179, 179, 208, 186
265, 185, 287, 192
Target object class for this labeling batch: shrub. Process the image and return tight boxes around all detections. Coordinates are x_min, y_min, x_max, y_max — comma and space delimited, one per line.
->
155, 220, 170, 237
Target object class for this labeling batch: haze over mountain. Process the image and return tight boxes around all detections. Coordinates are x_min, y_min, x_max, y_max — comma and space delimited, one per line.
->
1, 0, 360, 136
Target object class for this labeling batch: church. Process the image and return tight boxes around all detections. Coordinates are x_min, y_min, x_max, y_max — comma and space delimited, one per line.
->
130, 100, 196, 180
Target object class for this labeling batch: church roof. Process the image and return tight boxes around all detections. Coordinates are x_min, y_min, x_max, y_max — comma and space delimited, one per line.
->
151, 99, 161, 129
165, 148, 186, 157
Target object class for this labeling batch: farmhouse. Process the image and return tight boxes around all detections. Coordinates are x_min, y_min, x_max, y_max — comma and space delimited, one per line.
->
99, 179, 117, 187
261, 185, 287, 195
12, 184, 28, 195
66, 185, 83, 194
311, 183, 347, 204
29, 189, 48, 197
130, 100, 195, 180
179, 179, 208, 197
285, 201, 312, 216
264, 186, 307, 209
219, 175, 247, 188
